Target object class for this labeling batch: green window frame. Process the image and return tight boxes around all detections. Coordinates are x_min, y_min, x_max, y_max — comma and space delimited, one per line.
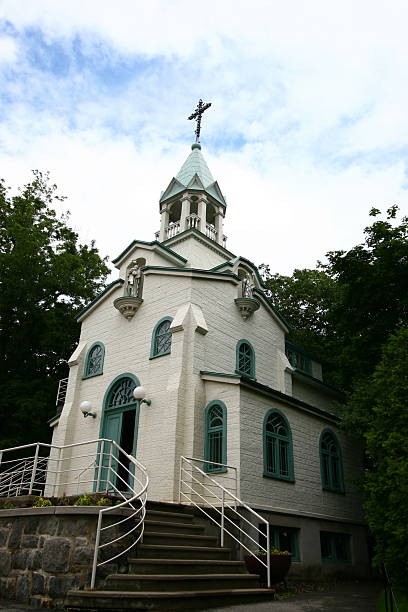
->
236, 339, 256, 379
263, 409, 294, 482
150, 316, 173, 359
204, 400, 227, 473
285, 342, 312, 375
320, 429, 345, 493
259, 524, 300, 561
320, 531, 350, 563
83, 342, 105, 379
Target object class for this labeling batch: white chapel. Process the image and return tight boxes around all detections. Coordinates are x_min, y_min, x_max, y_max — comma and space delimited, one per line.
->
50, 113, 369, 578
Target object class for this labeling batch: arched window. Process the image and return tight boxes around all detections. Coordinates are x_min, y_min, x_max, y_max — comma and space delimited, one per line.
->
150, 317, 173, 359
263, 410, 294, 481
320, 430, 344, 493
83, 342, 105, 378
236, 339, 255, 378
204, 401, 227, 473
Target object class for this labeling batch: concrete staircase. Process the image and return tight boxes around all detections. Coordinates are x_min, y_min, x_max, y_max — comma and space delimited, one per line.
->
65, 501, 275, 610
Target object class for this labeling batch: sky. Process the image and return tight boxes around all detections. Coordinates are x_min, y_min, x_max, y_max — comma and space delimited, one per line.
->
1, 0, 407, 277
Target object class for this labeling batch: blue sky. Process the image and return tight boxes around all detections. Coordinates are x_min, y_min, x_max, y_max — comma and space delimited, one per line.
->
0, 0, 407, 275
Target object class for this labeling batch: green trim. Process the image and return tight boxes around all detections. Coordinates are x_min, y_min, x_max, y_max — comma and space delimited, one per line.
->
241, 376, 341, 423
77, 279, 123, 321
163, 228, 235, 258
200, 371, 240, 379
112, 240, 187, 265
235, 339, 256, 379
271, 526, 300, 561
292, 369, 344, 399
82, 341, 105, 379
263, 409, 295, 482
150, 316, 173, 359
204, 400, 227, 474
252, 289, 290, 331
319, 429, 345, 494
143, 266, 239, 281
320, 531, 351, 563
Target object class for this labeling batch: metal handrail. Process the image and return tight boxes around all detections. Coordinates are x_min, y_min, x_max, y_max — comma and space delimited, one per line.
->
179, 456, 271, 587
0, 439, 148, 589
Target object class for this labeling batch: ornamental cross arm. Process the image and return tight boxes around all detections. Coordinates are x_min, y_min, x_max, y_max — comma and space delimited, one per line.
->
188, 99, 212, 142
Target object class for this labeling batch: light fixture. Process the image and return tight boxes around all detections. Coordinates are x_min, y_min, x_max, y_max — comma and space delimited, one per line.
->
80, 400, 97, 419
133, 386, 151, 406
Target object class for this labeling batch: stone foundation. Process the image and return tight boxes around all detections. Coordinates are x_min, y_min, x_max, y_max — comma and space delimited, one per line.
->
0, 506, 133, 608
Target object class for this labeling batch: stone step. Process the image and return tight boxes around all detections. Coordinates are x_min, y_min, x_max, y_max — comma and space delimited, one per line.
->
146, 500, 193, 514
137, 543, 232, 560
128, 558, 247, 575
146, 509, 195, 523
144, 519, 205, 534
105, 573, 260, 592
65, 588, 275, 611
142, 531, 217, 547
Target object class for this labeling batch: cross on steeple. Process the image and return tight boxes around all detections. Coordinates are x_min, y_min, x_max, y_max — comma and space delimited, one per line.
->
188, 99, 212, 143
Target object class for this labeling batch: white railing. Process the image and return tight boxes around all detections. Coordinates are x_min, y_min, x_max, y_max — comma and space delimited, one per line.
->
0, 439, 148, 589
56, 378, 68, 406
166, 221, 181, 238
179, 456, 271, 587
206, 223, 217, 241
186, 213, 200, 229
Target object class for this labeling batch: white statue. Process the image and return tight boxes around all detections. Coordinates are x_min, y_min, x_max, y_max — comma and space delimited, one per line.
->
242, 273, 255, 298
126, 262, 142, 297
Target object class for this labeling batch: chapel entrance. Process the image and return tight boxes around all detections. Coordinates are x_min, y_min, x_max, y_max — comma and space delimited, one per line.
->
98, 375, 140, 493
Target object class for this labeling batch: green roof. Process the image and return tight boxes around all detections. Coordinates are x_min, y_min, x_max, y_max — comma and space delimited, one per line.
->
176, 143, 215, 188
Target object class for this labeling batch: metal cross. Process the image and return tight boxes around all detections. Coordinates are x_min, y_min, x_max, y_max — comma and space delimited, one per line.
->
188, 99, 212, 143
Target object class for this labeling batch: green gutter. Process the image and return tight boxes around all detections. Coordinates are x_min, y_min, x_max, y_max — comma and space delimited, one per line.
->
77, 279, 124, 321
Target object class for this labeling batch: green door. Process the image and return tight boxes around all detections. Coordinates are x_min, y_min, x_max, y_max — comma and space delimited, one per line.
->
96, 375, 140, 493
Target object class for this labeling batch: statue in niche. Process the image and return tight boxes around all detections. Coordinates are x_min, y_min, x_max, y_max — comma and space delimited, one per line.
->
242, 272, 255, 298
126, 261, 142, 297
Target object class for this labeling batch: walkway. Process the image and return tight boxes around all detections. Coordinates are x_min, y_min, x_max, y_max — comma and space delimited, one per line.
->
212, 581, 381, 611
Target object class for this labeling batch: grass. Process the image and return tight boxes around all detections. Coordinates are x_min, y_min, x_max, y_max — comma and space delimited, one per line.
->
378, 588, 408, 612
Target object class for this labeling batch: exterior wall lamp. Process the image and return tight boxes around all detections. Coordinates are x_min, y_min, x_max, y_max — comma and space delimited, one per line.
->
133, 386, 151, 406
80, 401, 97, 419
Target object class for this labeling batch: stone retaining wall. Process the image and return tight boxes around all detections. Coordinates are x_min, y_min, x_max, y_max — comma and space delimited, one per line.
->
0, 506, 134, 608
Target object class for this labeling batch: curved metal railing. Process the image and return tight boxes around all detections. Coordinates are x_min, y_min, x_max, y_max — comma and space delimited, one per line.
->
0, 439, 148, 588
179, 456, 271, 587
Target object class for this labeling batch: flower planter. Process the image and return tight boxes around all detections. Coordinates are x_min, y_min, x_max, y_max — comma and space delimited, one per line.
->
244, 552, 292, 584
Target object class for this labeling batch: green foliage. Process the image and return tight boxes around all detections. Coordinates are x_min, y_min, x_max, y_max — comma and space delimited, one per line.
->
0, 171, 109, 448
74, 493, 112, 506
260, 266, 338, 383
322, 206, 408, 391
261, 208, 408, 583
354, 327, 408, 585
33, 496, 52, 507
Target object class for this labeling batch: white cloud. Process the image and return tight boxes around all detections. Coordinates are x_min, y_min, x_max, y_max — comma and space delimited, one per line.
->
0, 0, 407, 279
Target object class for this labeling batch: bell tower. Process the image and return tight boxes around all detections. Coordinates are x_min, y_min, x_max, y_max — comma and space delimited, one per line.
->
156, 100, 227, 247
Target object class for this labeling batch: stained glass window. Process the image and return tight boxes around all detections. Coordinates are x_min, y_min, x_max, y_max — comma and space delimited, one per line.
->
84, 342, 104, 378
264, 410, 294, 481
236, 340, 255, 378
204, 402, 227, 473
108, 377, 136, 408
320, 431, 344, 492
151, 317, 173, 358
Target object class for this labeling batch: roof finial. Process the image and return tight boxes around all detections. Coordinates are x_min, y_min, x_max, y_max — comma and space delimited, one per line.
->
188, 99, 212, 145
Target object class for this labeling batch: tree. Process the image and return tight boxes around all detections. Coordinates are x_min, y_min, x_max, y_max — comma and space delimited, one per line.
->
0, 172, 109, 448
353, 326, 408, 583
259, 266, 338, 374
323, 206, 408, 392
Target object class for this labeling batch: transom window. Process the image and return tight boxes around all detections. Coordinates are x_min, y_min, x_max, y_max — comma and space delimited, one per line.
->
83, 342, 105, 378
320, 430, 344, 493
107, 377, 136, 408
263, 410, 294, 481
204, 401, 227, 473
236, 339, 255, 378
150, 317, 173, 358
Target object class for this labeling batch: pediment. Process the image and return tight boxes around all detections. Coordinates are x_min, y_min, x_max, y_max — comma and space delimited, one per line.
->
159, 177, 186, 203
205, 180, 226, 206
